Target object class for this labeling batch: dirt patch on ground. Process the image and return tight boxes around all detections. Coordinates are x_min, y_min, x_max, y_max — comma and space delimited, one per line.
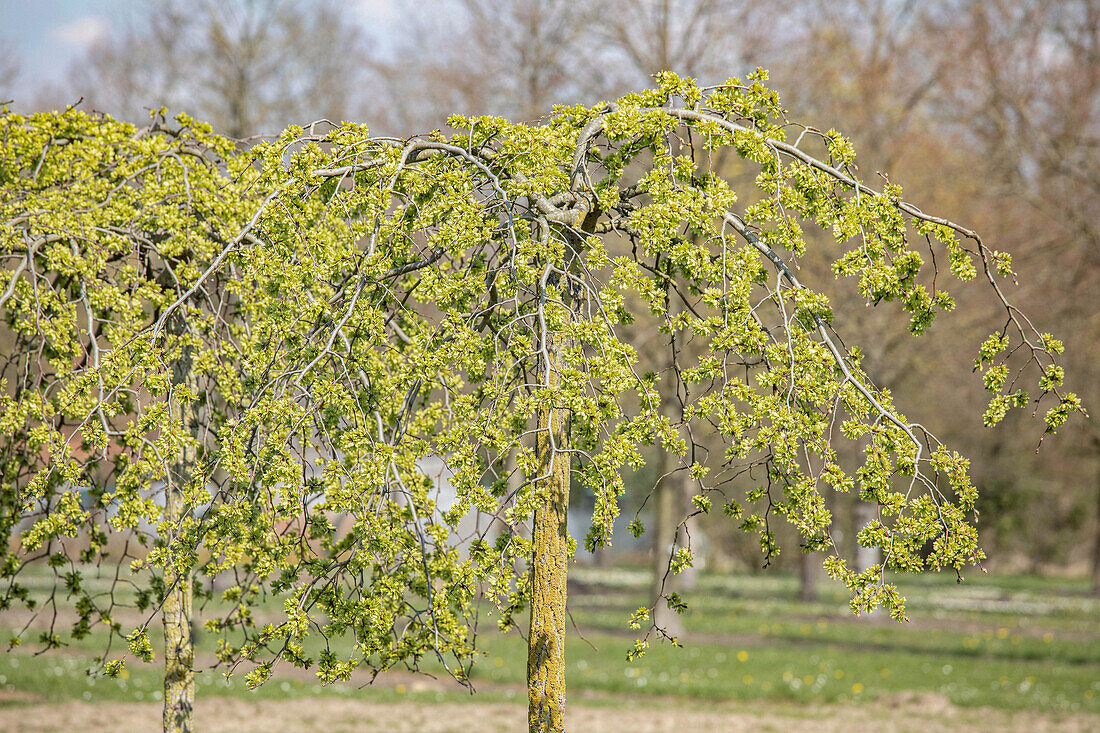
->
1, 695, 1097, 732
0, 689, 44, 705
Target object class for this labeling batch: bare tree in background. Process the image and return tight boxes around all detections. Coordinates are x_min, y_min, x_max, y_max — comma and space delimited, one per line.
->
0, 49, 18, 95
762, 0, 973, 601
772, 0, 948, 170
929, 0, 1100, 589
70, 0, 368, 136
590, 0, 779, 90
371, 0, 781, 132
592, 0, 790, 626
367, 0, 591, 132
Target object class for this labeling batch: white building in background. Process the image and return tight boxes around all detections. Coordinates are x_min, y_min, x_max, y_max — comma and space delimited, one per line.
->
419, 455, 648, 563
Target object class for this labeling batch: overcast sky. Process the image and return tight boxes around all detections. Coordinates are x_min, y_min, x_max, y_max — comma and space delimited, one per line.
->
0, 0, 399, 104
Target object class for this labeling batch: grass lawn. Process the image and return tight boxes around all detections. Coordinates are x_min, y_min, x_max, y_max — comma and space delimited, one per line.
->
1, 564, 1097, 720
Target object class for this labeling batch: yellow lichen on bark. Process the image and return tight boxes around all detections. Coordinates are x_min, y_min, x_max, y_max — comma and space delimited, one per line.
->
162, 564, 194, 733
528, 334, 570, 733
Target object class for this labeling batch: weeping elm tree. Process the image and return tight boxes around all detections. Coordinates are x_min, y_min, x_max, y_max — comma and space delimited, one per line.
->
0, 108, 266, 730
0, 71, 1080, 733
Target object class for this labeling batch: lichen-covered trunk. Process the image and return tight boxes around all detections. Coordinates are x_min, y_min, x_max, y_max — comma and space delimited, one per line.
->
528, 335, 569, 733
162, 535, 194, 732
164, 313, 198, 733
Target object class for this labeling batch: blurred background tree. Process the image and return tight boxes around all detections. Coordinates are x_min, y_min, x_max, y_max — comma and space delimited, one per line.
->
0, 49, 18, 94
69, 0, 369, 137
6, 0, 1098, 593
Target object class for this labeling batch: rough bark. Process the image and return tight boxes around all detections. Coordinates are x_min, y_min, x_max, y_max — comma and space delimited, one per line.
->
162, 529, 194, 733
163, 312, 198, 733
527, 333, 570, 733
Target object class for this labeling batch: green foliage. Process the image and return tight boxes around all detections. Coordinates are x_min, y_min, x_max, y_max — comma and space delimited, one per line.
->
0, 71, 1078, 686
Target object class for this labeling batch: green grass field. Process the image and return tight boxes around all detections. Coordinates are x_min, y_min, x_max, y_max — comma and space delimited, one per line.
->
1, 564, 1097, 719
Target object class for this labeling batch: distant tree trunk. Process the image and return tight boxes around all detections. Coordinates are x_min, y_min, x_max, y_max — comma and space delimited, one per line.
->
853, 500, 880, 575
677, 486, 698, 592
853, 499, 881, 618
528, 332, 570, 733
652, 272, 687, 635
651, 455, 684, 637
163, 311, 198, 733
594, 541, 613, 568
799, 551, 818, 603
1091, 444, 1100, 596
851, 435, 880, 582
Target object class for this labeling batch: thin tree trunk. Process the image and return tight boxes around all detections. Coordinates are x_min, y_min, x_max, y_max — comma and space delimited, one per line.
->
677, 476, 698, 592
853, 499, 881, 618
162, 518, 194, 733
853, 500, 880, 575
651, 453, 684, 637
164, 313, 198, 733
851, 436, 880, 580
652, 271, 686, 635
528, 333, 569, 733
799, 551, 818, 603
1091, 448, 1100, 596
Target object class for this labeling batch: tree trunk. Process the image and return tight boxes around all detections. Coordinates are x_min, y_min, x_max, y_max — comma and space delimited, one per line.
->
1091, 452, 1100, 597
853, 500, 880, 575
163, 313, 198, 733
677, 481, 698, 592
853, 499, 881, 618
528, 333, 569, 733
652, 274, 687, 635
651, 453, 685, 637
799, 551, 818, 603
162, 528, 194, 733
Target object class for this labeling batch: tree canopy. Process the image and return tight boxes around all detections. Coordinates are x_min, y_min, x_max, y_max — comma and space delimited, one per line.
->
0, 70, 1080, 730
